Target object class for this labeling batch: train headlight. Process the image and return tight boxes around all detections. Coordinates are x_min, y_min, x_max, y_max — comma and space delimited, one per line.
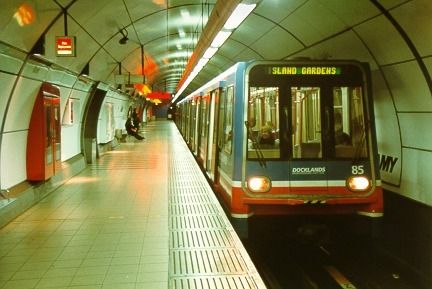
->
247, 176, 271, 193
347, 176, 370, 191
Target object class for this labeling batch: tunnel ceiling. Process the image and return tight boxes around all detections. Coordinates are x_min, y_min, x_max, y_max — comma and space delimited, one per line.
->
0, 0, 427, 101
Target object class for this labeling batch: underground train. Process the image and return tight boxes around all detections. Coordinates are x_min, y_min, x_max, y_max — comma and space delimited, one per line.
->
175, 60, 383, 220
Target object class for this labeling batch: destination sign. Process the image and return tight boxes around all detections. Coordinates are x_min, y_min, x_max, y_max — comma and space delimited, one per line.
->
268, 66, 341, 75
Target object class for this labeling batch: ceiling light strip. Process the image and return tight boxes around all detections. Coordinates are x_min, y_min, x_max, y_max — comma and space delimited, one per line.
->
173, 2, 256, 102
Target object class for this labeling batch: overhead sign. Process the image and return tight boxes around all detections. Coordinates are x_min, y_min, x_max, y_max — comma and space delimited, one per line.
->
268, 66, 341, 75
55, 36, 76, 57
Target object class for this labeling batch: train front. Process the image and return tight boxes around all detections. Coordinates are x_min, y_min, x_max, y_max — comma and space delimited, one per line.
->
231, 60, 383, 219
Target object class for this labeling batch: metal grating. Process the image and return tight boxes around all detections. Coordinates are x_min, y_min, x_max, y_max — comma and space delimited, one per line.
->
170, 178, 209, 188
168, 130, 267, 289
171, 276, 260, 289
170, 203, 220, 215
170, 215, 227, 230
170, 248, 247, 275
170, 229, 234, 249
169, 184, 213, 195
170, 194, 214, 204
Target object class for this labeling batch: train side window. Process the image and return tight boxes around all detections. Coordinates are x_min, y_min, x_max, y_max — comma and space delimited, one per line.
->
223, 86, 234, 154
291, 87, 322, 159
333, 87, 367, 158
247, 86, 280, 159
218, 86, 234, 154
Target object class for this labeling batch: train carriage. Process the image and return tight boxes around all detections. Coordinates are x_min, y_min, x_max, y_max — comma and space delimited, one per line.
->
176, 60, 383, 220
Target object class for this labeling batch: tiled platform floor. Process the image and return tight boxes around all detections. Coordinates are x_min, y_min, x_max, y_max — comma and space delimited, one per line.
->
0, 121, 265, 289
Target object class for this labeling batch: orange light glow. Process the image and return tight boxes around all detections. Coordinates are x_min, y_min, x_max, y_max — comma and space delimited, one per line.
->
144, 54, 159, 79
148, 99, 162, 105
147, 92, 171, 100
13, 3, 36, 26
134, 83, 152, 95
67, 176, 99, 184
152, 0, 166, 7
134, 53, 159, 82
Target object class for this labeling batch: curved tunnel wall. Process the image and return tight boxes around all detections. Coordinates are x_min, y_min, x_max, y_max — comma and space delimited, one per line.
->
0, 0, 431, 205
0, 0, 431, 209
0, 0, 431, 284
0, 46, 132, 190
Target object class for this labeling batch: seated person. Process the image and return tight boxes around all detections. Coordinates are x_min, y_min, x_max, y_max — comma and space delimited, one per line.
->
336, 132, 351, 145
125, 117, 144, 140
259, 126, 275, 146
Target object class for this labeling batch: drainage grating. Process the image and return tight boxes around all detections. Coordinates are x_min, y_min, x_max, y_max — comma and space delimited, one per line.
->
171, 275, 260, 289
170, 203, 220, 215
170, 194, 215, 205
170, 215, 227, 230
168, 133, 266, 289
170, 248, 247, 276
170, 229, 234, 249
169, 177, 209, 188
169, 184, 214, 195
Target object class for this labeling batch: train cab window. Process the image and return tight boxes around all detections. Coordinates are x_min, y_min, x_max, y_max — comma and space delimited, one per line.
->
247, 86, 280, 159
291, 87, 322, 159
333, 87, 367, 158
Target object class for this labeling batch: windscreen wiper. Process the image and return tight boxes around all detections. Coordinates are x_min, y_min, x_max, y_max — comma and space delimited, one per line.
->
245, 121, 267, 168
352, 122, 368, 165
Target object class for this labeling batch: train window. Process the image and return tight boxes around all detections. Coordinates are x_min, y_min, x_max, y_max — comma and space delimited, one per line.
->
291, 87, 322, 159
201, 94, 209, 138
222, 86, 234, 154
247, 86, 280, 159
333, 87, 367, 158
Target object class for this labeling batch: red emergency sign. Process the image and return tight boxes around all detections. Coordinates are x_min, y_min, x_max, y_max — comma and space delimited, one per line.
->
56, 36, 76, 56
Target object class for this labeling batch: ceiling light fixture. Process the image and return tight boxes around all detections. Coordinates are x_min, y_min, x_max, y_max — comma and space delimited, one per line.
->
119, 28, 128, 45
178, 29, 186, 38
224, 3, 257, 30
173, 2, 256, 102
203, 47, 218, 59
211, 31, 232, 48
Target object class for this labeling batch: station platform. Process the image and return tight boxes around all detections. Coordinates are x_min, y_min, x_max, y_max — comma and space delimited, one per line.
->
0, 121, 266, 289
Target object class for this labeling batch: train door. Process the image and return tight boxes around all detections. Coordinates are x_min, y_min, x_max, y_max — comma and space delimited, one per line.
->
193, 97, 201, 155
189, 100, 195, 151
206, 89, 220, 181
289, 86, 329, 194
185, 101, 191, 144
330, 86, 367, 159
216, 85, 234, 186
27, 83, 61, 181
289, 84, 370, 190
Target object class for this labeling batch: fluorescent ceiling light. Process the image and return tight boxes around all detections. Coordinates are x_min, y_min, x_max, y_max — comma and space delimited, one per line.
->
196, 58, 210, 68
180, 9, 190, 18
211, 31, 232, 48
203, 47, 218, 59
176, 63, 239, 104
176, 43, 182, 50
178, 29, 186, 38
173, 4, 256, 103
224, 3, 256, 30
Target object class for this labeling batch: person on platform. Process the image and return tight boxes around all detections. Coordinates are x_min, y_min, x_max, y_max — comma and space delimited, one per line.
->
125, 116, 144, 140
